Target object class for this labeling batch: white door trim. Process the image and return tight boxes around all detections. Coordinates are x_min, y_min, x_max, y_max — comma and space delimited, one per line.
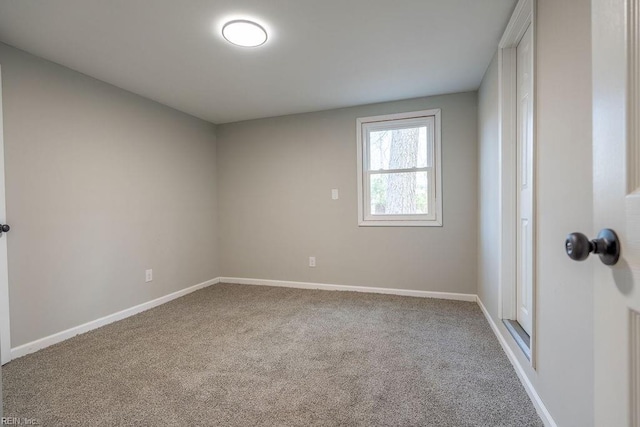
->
0, 65, 11, 365
498, 0, 537, 367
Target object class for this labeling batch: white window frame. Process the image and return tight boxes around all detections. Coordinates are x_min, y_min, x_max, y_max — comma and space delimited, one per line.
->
356, 109, 442, 227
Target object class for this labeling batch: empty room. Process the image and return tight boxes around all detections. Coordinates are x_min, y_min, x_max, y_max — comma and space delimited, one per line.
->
0, 0, 636, 426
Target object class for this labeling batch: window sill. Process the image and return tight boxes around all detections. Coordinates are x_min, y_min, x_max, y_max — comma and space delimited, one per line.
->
358, 220, 443, 227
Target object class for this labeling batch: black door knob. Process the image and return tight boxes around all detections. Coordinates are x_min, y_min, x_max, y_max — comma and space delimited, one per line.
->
1, 224, 10, 233
565, 228, 620, 266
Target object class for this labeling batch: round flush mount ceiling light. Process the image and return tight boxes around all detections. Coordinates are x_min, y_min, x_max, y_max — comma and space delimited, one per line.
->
222, 20, 268, 47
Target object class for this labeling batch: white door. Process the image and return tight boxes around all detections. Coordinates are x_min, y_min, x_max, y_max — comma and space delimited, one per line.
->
592, 0, 640, 424
0, 66, 10, 365
516, 23, 534, 336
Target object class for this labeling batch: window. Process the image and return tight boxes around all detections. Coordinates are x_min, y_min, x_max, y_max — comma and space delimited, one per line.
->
356, 109, 442, 226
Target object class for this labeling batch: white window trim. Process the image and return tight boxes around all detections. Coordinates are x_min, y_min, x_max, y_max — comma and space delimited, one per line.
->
356, 109, 442, 227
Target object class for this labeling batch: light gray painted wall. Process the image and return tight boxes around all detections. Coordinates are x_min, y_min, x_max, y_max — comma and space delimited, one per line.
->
217, 92, 478, 294
477, 1, 594, 426
0, 43, 219, 347
477, 51, 500, 318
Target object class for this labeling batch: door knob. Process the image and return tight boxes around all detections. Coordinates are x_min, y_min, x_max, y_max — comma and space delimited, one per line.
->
1, 225, 10, 233
565, 228, 620, 266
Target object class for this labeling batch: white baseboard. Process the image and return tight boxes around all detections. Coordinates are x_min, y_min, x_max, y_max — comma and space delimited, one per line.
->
476, 297, 557, 427
10, 277, 220, 360
219, 277, 478, 302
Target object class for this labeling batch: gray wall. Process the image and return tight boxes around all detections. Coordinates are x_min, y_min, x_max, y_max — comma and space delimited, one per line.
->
217, 92, 478, 294
477, 51, 501, 318
477, 1, 594, 425
0, 44, 220, 347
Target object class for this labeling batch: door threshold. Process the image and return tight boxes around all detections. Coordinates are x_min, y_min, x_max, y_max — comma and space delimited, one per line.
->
503, 319, 531, 361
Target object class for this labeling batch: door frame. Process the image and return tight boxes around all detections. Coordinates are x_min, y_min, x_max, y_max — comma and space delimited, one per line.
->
498, 0, 537, 367
0, 64, 11, 365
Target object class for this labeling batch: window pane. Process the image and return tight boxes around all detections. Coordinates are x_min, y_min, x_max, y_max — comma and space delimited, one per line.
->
369, 172, 429, 215
369, 126, 428, 170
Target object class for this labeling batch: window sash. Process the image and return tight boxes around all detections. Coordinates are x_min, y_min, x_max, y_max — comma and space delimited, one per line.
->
363, 169, 437, 221
362, 116, 436, 221
365, 167, 431, 175
364, 117, 434, 172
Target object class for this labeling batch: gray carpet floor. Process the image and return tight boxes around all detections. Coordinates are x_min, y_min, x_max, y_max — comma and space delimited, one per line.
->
3, 283, 542, 426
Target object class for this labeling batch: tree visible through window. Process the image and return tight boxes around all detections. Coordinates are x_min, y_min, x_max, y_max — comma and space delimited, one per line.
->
357, 110, 442, 226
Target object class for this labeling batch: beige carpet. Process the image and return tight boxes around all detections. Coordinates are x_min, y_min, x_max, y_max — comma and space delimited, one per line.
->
3, 283, 542, 426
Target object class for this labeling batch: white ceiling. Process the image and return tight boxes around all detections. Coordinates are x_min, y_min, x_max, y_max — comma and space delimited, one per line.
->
0, 0, 516, 124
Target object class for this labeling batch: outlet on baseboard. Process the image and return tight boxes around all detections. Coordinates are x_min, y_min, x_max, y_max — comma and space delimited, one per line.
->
145, 269, 153, 282
309, 257, 316, 267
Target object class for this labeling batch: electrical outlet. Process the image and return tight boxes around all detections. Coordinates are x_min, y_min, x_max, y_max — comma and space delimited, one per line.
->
331, 189, 339, 200
145, 269, 153, 282
309, 256, 316, 267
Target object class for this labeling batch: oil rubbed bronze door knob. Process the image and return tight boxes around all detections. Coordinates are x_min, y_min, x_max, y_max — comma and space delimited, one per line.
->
565, 229, 620, 266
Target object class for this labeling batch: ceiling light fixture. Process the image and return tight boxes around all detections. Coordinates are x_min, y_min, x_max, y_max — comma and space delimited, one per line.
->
222, 20, 268, 47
